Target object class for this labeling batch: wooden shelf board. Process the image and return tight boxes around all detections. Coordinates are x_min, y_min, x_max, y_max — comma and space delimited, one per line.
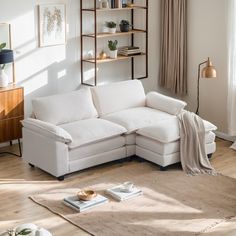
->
82, 6, 147, 12
82, 29, 146, 38
83, 53, 146, 64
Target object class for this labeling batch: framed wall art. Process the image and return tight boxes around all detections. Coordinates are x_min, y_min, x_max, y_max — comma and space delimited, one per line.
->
38, 4, 66, 47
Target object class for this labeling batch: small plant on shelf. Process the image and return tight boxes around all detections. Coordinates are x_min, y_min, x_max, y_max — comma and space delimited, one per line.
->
119, 20, 131, 32
108, 40, 118, 59
106, 21, 117, 33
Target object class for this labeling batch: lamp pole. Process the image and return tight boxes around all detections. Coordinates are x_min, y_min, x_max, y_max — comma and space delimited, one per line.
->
196, 60, 207, 115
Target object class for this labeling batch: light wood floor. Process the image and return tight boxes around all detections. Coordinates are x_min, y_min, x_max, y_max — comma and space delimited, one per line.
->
0, 138, 235, 235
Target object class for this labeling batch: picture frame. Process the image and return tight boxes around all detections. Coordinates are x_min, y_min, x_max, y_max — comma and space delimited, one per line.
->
38, 4, 66, 47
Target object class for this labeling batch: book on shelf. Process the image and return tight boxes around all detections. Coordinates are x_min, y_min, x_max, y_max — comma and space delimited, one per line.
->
115, 0, 122, 8
118, 46, 141, 56
110, 0, 115, 8
105, 184, 143, 201
119, 46, 140, 50
63, 194, 108, 212
119, 52, 142, 56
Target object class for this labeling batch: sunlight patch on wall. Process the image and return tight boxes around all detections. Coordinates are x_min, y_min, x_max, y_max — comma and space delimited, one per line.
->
21, 70, 48, 95
83, 68, 96, 82
57, 69, 67, 79
10, 11, 35, 49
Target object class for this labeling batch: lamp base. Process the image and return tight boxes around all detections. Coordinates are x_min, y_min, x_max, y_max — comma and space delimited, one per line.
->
0, 69, 9, 87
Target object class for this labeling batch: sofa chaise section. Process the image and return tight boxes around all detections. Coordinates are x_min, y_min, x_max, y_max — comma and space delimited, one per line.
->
92, 80, 217, 170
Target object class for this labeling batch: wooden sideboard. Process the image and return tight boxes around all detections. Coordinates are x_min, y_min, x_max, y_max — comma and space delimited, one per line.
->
0, 85, 24, 156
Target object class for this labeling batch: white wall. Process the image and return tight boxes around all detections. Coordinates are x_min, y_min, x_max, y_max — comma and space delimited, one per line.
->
0, 0, 159, 117
185, 0, 229, 133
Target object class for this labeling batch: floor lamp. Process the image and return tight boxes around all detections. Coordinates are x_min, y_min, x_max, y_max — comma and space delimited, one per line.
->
196, 57, 217, 115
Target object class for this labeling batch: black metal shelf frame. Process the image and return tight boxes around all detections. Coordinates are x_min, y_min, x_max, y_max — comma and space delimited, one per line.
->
80, 0, 149, 86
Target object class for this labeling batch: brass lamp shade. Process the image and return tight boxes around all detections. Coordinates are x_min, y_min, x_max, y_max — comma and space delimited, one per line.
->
201, 57, 217, 78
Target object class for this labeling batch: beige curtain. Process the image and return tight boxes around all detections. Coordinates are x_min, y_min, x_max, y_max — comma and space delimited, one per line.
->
159, 0, 187, 95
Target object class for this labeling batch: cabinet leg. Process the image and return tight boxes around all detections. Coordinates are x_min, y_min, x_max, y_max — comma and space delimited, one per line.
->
0, 139, 22, 157
18, 139, 22, 157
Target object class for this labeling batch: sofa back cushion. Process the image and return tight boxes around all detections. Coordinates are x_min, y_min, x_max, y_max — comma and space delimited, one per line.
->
91, 80, 146, 116
32, 88, 98, 125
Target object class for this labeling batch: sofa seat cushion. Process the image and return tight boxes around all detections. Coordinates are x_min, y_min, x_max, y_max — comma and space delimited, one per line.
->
102, 107, 175, 134
136, 119, 217, 143
59, 118, 127, 149
69, 136, 125, 161
32, 88, 98, 125
136, 131, 216, 155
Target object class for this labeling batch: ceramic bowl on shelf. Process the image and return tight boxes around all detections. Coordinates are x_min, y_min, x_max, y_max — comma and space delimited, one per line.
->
77, 190, 97, 201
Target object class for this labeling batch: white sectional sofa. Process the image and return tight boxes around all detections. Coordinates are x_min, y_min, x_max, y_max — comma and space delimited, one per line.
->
22, 80, 217, 180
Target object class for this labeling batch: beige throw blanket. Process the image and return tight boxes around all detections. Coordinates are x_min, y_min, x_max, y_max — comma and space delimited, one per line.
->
178, 111, 216, 175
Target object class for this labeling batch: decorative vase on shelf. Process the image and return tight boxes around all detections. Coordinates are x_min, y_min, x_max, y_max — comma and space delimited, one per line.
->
99, 0, 109, 9
0, 68, 9, 88
109, 50, 118, 59
99, 51, 107, 60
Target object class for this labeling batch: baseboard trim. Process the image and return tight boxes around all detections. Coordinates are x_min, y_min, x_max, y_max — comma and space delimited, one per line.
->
214, 131, 236, 142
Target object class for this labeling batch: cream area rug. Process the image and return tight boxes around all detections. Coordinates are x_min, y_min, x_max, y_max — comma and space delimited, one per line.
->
30, 162, 236, 236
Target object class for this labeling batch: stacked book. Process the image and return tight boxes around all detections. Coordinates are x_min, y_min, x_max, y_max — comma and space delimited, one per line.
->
105, 184, 143, 201
110, 0, 123, 8
118, 46, 142, 56
63, 194, 108, 212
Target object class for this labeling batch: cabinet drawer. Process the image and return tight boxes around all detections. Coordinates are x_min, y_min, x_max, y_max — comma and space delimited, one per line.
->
0, 88, 24, 120
0, 116, 23, 142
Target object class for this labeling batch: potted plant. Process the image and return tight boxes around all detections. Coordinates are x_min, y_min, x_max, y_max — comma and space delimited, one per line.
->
108, 40, 118, 59
106, 21, 117, 34
119, 20, 131, 32
6, 228, 32, 236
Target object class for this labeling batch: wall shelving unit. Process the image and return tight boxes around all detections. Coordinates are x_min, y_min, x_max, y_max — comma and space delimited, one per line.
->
80, 0, 148, 86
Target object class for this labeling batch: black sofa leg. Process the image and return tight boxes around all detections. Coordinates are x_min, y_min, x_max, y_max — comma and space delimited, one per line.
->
160, 166, 167, 171
29, 163, 35, 168
208, 153, 213, 159
57, 176, 65, 181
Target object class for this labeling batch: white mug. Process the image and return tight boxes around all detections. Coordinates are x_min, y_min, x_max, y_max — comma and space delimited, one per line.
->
123, 182, 134, 192
35, 228, 52, 236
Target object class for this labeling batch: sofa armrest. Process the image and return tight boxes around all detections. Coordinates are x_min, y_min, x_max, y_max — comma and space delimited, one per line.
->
146, 92, 187, 115
21, 118, 73, 144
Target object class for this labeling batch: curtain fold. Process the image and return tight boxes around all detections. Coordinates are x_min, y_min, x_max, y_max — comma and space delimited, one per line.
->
159, 0, 187, 95
228, 0, 236, 148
